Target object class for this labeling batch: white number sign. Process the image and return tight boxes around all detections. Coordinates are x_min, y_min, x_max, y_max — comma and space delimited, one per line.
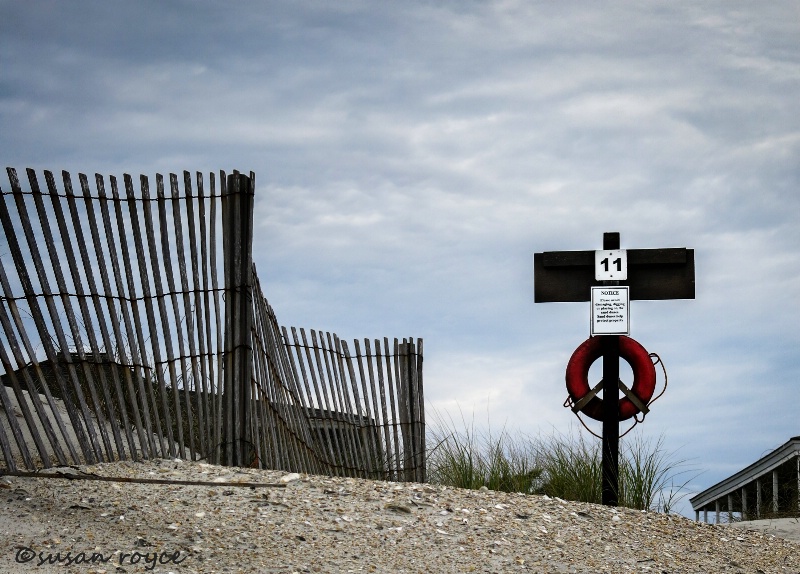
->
595, 249, 628, 281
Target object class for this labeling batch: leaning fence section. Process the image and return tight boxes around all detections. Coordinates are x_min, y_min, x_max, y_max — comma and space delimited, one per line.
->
0, 167, 425, 482
0, 167, 231, 471
249, 279, 425, 481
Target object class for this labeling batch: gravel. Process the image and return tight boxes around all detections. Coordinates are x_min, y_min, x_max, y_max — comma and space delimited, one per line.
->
1, 459, 798, 573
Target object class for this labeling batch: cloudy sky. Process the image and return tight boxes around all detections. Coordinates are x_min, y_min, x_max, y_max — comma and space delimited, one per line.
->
2, 1, 798, 515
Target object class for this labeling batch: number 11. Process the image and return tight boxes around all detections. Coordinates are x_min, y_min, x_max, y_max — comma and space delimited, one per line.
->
600, 258, 622, 272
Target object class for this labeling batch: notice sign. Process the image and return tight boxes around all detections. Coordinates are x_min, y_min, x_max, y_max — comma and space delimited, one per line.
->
591, 286, 630, 336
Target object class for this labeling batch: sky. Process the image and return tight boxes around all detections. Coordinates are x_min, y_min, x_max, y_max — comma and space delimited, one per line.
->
1, 1, 798, 516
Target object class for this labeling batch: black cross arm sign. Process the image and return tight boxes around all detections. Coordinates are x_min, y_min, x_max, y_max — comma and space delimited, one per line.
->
534, 247, 695, 302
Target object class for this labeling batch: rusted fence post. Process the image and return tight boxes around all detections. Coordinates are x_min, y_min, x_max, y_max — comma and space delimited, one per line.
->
222, 171, 255, 467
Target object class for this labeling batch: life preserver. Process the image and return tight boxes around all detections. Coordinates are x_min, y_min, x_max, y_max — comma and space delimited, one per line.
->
565, 336, 656, 422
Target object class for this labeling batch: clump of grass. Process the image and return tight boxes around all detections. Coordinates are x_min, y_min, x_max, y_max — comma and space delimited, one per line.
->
426, 410, 542, 494
536, 430, 694, 512
535, 429, 601, 503
426, 412, 694, 513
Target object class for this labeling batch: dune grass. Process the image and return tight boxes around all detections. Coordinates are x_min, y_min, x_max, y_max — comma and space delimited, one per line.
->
426, 411, 693, 513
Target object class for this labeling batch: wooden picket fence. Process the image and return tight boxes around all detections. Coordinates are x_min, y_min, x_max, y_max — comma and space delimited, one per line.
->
0, 167, 424, 482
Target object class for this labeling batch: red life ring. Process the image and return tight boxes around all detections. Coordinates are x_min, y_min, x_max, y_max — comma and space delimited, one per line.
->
565, 336, 656, 422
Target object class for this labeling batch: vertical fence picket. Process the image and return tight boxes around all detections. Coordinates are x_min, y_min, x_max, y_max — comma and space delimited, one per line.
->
40, 170, 124, 461
96, 174, 154, 459
1, 169, 95, 464
351, 339, 382, 478
129, 175, 176, 457
366, 338, 392, 480
0, 378, 20, 470
414, 338, 425, 483
195, 172, 216, 459
142, 175, 184, 457
156, 174, 190, 458
290, 327, 337, 475
208, 172, 225, 465
51, 171, 135, 461
181, 172, 207, 456
24, 169, 110, 463
0, 296, 43, 468
340, 339, 371, 476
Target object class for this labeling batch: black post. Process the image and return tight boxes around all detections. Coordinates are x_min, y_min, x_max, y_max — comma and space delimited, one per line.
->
601, 232, 620, 506
222, 171, 255, 467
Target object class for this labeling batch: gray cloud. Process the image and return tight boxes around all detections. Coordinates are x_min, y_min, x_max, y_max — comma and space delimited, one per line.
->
1, 0, 798, 515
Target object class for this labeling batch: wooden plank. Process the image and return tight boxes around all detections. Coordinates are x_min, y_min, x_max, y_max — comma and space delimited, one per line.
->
0, 296, 43, 468
155, 174, 193, 458
149, 175, 186, 456
219, 171, 232, 465
415, 338, 426, 482
2, 169, 97, 463
195, 172, 216, 460
252, 305, 280, 469
181, 171, 207, 457
408, 338, 425, 482
352, 339, 382, 478
283, 327, 327, 475
0, 375, 21, 470
397, 339, 413, 481
366, 338, 393, 480
293, 327, 339, 475
209, 172, 225, 465
250, 301, 280, 469
43, 171, 127, 460
109, 176, 164, 458
136, 175, 178, 456
256, 293, 308, 472
268, 301, 318, 473
310, 329, 347, 476
162, 173, 194, 459
382, 337, 402, 480
56, 171, 136, 461
271, 321, 321, 475
534, 248, 695, 302
19, 170, 106, 462
95, 174, 154, 458
334, 334, 367, 477
318, 332, 351, 473
0, 184, 68, 468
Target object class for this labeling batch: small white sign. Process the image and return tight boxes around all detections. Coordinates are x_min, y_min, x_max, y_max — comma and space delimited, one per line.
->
595, 249, 628, 281
591, 286, 630, 336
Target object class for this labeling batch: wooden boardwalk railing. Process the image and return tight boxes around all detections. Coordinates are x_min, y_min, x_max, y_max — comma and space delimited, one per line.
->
0, 168, 424, 482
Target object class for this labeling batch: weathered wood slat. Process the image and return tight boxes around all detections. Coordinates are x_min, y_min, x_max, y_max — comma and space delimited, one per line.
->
208, 172, 225, 465
131, 175, 176, 456
41, 170, 125, 461
415, 338, 426, 482
288, 326, 337, 474
145, 175, 185, 456
180, 171, 206, 456
113, 175, 167, 458
19, 170, 106, 462
0, 253, 63, 468
351, 339, 382, 478
195, 172, 215, 460
94, 174, 153, 458
263, 302, 317, 473
156, 173, 190, 458
1, 169, 94, 463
